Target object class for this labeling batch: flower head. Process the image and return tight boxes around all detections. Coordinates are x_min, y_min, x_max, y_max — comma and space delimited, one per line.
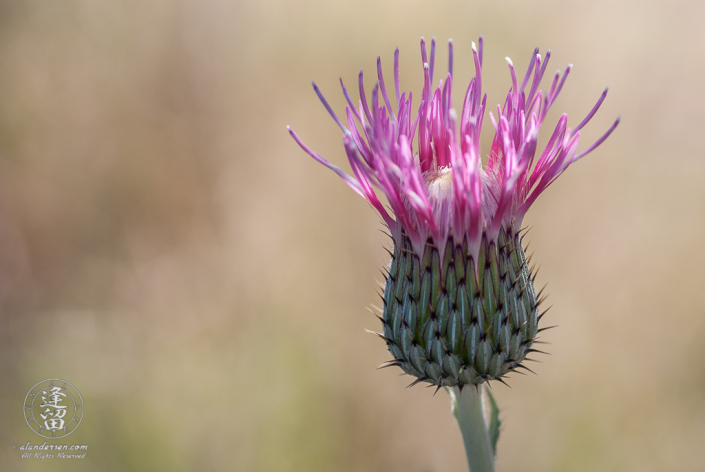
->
289, 37, 618, 388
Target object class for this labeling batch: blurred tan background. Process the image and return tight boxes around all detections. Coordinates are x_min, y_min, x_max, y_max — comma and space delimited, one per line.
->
0, 0, 703, 471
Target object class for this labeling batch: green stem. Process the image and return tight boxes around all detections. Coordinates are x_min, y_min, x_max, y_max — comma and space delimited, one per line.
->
451, 385, 496, 472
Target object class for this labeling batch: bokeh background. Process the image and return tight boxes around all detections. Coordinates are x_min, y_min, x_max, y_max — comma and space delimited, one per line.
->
0, 0, 703, 471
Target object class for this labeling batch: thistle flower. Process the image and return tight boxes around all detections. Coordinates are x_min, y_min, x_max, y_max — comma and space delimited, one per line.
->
288, 37, 618, 391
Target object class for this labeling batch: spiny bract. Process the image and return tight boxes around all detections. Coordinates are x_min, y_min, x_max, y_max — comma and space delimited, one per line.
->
377, 229, 546, 389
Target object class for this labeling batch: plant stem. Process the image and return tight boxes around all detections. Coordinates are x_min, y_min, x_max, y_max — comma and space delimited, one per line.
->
451, 385, 496, 472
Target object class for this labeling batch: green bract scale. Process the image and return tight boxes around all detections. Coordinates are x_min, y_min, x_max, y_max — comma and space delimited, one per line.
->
378, 228, 543, 388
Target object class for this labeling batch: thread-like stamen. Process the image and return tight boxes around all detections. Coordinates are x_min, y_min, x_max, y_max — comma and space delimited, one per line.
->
358, 69, 373, 124
377, 56, 397, 124
429, 37, 437, 85
340, 78, 363, 124
288, 126, 363, 195
520, 47, 539, 93
573, 115, 620, 160
313, 82, 347, 132
394, 48, 401, 108
572, 87, 609, 136
448, 39, 454, 78
420, 37, 428, 68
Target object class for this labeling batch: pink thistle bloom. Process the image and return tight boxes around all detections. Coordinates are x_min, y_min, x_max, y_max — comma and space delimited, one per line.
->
289, 37, 618, 264
289, 38, 619, 462
290, 36, 619, 390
